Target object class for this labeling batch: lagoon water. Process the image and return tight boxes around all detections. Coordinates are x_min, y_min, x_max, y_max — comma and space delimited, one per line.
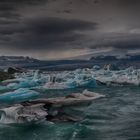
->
0, 86, 140, 140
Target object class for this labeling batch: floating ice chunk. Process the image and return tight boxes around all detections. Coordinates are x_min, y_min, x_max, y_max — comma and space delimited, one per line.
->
42, 76, 97, 91
92, 67, 140, 86
0, 88, 39, 103
93, 65, 101, 70
0, 104, 47, 124
0, 79, 42, 91
27, 90, 105, 106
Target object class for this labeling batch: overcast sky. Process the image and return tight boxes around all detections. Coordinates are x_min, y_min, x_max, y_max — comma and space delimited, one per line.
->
0, 0, 140, 59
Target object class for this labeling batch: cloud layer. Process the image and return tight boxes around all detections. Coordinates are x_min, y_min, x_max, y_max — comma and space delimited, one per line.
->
0, 0, 140, 59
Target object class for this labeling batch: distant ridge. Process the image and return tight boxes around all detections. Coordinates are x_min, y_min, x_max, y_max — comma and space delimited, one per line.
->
90, 55, 140, 61
0, 56, 39, 62
0, 55, 140, 71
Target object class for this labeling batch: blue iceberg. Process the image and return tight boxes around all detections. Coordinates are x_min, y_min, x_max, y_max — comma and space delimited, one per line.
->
0, 79, 42, 91
0, 88, 39, 103
41, 74, 97, 91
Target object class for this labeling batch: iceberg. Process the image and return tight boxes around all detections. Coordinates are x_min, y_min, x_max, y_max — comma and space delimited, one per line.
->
0, 88, 39, 103
0, 104, 47, 124
41, 75, 97, 91
0, 81, 39, 91
0, 90, 105, 124
92, 67, 140, 86
66, 77, 96, 88
28, 90, 105, 106
93, 65, 101, 70
0, 66, 139, 95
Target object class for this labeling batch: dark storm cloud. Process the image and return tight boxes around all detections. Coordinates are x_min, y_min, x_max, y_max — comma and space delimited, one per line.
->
0, 0, 140, 58
0, 3, 20, 19
109, 40, 140, 50
103, 40, 140, 50
0, 0, 47, 5
0, 0, 96, 51
117, 0, 140, 6
89, 34, 140, 50
0, 0, 49, 20
0, 19, 19, 25
0, 17, 97, 50
0, 4, 15, 12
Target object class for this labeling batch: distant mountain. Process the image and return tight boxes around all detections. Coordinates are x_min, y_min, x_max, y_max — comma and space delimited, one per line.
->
0, 55, 140, 71
90, 55, 140, 61
0, 56, 40, 69
90, 55, 118, 61
0, 56, 39, 62
124, 55, 140, 61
